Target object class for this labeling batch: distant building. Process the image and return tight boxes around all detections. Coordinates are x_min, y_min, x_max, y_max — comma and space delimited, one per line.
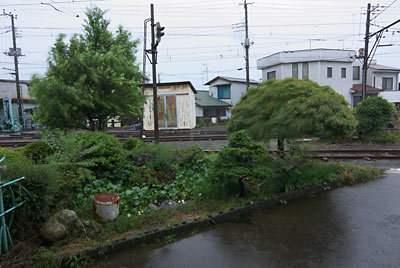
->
205, 76, 259, 117
143, 81, 197, 130
0, 79, 36, 128
257, 48, 400, 107
195, 90, 231, 120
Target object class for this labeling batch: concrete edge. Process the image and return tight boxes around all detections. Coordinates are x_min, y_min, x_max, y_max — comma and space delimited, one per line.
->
60, 178, 346, 266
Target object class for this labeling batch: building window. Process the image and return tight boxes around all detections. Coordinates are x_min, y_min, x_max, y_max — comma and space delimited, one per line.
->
382, 77, 393, 90
353, 66, 360, 80
217, 85, 230, 99
203, 107, 226, 117
302, 62, 309, 79
327, 67, 333, 78
353, 95, 362, 108
292, 63, 298, 78
267, 70, 276, 80
341, 68, 346, 78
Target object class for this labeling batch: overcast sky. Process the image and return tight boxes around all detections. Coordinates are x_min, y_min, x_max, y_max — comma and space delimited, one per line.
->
0, 0, 399, 90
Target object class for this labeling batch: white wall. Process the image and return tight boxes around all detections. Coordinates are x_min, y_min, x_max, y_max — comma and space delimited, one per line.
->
143, 84, 196, 130
0, 81, 30, 100
315, 61, 353, 105
373, 71, 399, 90
195, 105, 203, 117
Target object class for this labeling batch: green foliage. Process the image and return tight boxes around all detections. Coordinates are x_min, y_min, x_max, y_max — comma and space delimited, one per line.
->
129, 143, 177, 183
228, 78, 357, 140
196, 118, 206, 128
0, 147, 26, 164
355, 96, 393, 134
22, 141, 53, 164
30, 6, 145, 130
122, 136, 144, 151
210, 131, 271, 198
362, 131, 400, 144
340, 164, 382, 183
177, 145, 206, 169
0, 158, 59, 232
268, 160, 341, 193
31, 247, 61, 268
72, 131, 124, 180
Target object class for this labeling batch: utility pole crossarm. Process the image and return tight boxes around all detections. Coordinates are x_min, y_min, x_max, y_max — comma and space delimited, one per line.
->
368, 18, 400, 39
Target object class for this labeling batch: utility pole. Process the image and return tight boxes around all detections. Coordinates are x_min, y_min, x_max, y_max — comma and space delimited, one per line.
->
361, 3, 371, 101
241, 0, 252, 91
2, 11, 23, 126
150, 4, 159, 144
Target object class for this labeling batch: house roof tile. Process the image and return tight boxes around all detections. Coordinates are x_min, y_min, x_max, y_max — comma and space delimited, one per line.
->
195, 90, 231, 107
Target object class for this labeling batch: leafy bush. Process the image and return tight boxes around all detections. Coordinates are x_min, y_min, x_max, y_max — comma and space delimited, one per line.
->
23, 141, 53, 163
0, 147, 26, 164
177, 145, 206, 169
363, 131, 400, 144
267, 160, 341, 193
0, 158, 59, 234
122, 137, 144, 151
355, 96, 393, 134
210, 131, 271, 198
129, 143, 177, 183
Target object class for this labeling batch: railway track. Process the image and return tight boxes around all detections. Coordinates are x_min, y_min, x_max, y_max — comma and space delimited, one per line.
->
2, 130, 400, 160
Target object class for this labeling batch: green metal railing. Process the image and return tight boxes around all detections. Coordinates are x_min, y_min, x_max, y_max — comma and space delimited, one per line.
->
0, 155, 33, 255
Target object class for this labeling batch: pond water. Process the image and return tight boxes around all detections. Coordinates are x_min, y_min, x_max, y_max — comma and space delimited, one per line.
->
93, 171, 400, 268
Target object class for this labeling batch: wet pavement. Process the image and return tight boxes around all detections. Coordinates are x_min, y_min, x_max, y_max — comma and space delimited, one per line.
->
93, 171, 400, 268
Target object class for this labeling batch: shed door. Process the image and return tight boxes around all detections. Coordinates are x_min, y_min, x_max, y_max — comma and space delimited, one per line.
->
157, 95, 177, 129
166, 95, 177, 128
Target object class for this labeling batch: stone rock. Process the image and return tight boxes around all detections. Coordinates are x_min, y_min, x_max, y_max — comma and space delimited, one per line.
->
322, 157, 329, 162
148, 203, 160, 210
159, 200, 178, 209
40, 209, 82, 242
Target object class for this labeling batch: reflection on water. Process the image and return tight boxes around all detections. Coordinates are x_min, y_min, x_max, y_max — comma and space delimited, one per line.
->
93, 173, 400, 268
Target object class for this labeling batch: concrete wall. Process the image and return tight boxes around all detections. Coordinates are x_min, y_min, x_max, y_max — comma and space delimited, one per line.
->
143, 84, 196, 130
0, 81, 30, 100
379, 91, 400, 102
260, 61, 353, 105
207, 78, 258, 111
372, 71, 399, 90
195, 105, 203, 117
257, 49, 355, 70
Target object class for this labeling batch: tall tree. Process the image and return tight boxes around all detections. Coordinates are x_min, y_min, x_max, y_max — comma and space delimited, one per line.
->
228, 78, 357, 150
31, 7, 144, 130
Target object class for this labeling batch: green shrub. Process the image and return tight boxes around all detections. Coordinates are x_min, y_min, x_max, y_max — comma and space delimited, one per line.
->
122, 137, 144, 151
355, 96, 393, 134
0, 158, 59, 234
196, 118, 206, 128
210, 130, 271, 198
0, 147, 26, 164
363, 131, 400, 144
130, 143, 177, 183
177, 145, 206, 169
267, 161, 341, 193
23, 141, 53, 163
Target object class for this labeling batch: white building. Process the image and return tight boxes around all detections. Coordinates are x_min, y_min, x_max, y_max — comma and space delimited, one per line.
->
257, 49, 400, 107
205, 76, 259, 117
143, 81, 197, 130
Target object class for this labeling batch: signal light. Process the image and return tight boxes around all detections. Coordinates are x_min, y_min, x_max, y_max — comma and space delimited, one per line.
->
155, 22, 165, 46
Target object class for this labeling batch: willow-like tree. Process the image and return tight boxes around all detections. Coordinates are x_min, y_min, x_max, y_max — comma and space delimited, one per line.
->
31, 7, 144, 130
228, 78, 357, 151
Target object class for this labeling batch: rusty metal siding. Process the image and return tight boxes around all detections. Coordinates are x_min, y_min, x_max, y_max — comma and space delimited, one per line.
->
143, 84, 195, 130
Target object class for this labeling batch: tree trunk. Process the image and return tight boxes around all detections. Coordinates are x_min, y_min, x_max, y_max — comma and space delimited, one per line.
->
277, 138, 285, 155
238, 176, 246, 197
